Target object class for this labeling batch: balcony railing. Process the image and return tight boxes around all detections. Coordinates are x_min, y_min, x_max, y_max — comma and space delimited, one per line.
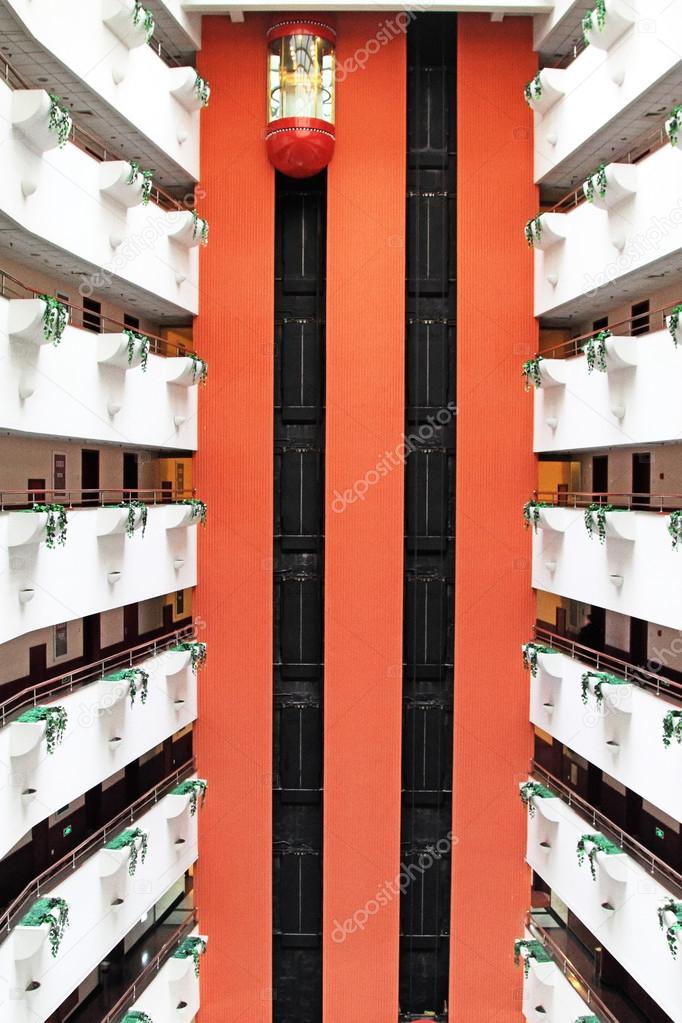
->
0, 266, 201, 361
530, 762, 682, 899
0, 758, 196, 935
525, 912, 621, 1023
536, 298, 678, 361
0, 623, 196, 726
533, 625, 682, 703
532, 489, 682, 514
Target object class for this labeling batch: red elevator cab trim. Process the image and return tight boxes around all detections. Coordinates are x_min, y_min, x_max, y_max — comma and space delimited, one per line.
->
451, 14, 536, 1022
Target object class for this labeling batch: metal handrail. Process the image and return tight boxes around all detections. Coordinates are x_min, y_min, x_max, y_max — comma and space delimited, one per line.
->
0, 487, 196, 510
0, 266, 200, 361
535, 298, 677, 361
0, 624, 195, 726
0, 55, 191, 213
99, 909, 198, 1023
531, 489, 682, 513
1, 759, 196, 935
533, 626, 682, 703
525, 913, 621, 1023
531, 763, 682, 898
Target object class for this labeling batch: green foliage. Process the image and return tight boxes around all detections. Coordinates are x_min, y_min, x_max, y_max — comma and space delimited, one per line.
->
576, 833, 622, 881
173, 935, 207, 976
584, 163, 608, 204
523, 499, 550, 533
191, 208, 209, 245
514, 938, 552, 978
38, 295, 67, 345
173, 640, 207, 673
524, 72, 542, 107
118, 499, 148, 539
525, 214, 542, 247
48, 93, 71, 148
31, 502, 68, 548
582, 0, 607, 42
662, 710, 682, 750
122, 1013, 154, 1023
172, 778, 207, 816
105, 827, 148, 876
20, 897, 69, 957
177, 498, 207, 526
668, 510, 682, 550
575, 1017, 601, 1023
17, 705, 67, 753
195, 73, 210, 107
658, 898, 682, 957
666, 105, 682, 147
126, 161, 153, 205
580, 669, 628, 707
132, 1, 155, 41
123, 328, 150, 372
522, 355, 544, 390
582, 329, 611, 373
667, 303, 682, 345
583, 503, 614, 544
190, 353, 208, 385
105, 668, 149, 707
522, 642, 556, 678
519, 781, 555, 819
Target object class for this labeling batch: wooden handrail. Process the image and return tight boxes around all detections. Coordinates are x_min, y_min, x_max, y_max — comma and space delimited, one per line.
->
0, 487, 197, 509
531, 490, 682, 513
534, 298, 677, 361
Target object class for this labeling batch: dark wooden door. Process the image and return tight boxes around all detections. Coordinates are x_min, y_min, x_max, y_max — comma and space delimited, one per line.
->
83, 614, 101, 663
81, 449, 100, 505
123, 603, 138, 645
123, 452, 138, 498
592, 455, 608, 500
632, 452, 651, 506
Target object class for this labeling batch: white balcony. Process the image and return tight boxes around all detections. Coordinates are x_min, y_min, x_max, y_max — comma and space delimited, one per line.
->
0, 502, 197, 645
0, 295, 200, 449
525, 793, 682, 1023
0, 780, 199, 1023
0, 637, 199, 858
531, 505, 682, 631
122, 928, 204, 1021
1, 80, 200, 314
520, 926, 603, 1023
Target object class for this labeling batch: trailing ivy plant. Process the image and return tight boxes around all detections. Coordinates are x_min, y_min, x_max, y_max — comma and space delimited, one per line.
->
174, 640, 207, 673
576, 832, 622, 881
668, 510, 682, 550
583, 503, 614, 544
582, 0, 607, 43
658, 898, 682, 957
667, 303, 682, 345
513, 938, 552, 979
580, 669, 627, 707
190, 353, 208, 385
519, 781, 555, 819
524, 72, 542, 107
126, 161, 153, 205
37, 295, 67, 345
105, 667, 149, 706
123, 328, 151, 372
172, 778, 208, 816
17, 705, 67, 753
662, 710, 682, 750
31, 502, 68, 548
132, 1, 155, 42
522, 642, 556, 678
48, 93, 72, 148
173, 935, 207, 977
191, 208, 209, 245
105, 827, 148, 876
523, 499, 550, 533
584, 163, 608, 204
666, 105, 682, 147
178, 498, 207, 526
575, 1017, 601, 1023
522, 355, 544, 390
118, 498, 148, 539
122, 1013, 154, 1023
20, 897, 69, 957
582, 329, 611, 373
525, 214, 542, 248
194, 73, 211, 108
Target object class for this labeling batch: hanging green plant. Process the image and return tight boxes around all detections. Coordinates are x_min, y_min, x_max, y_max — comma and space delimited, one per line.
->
177, 498, 207, 526
662, 710, 682, 749
105, 827, 148, 876
666, 105, 682, 147
583, 503, 614, 544
20, 896, 69, 957
524, 72, 542, 108
575, 1017, 601, 1023
122, 1013, 153, 1023
191, 209, 209, 245
582, 0, 607, 43
522, 355, 544, 390
126, 161, 154, 205
668, 510, 682, 550
123, 328, 151, 372
118, 498, 149, 539
104, 667, 149, 706
580, 669, 627, 707
658, 898, 682, 957
31, 502, 68, 548
171, 778, 207, 816
47, 93, 72, 148
37, 295, 67, 346
132, 1, 155, 42
16, 705, 68, 753
513, 938, 552, 979
194, 73, 211, 108
523, 499, 550, 533
667, 303, 682, 345
582, 329, 611, 373
525, 214, 542, 248
189, 353, 208, 385
173, 935, 207, 976
584, 163, 608, 204
519, 781, 555, 819
173, 640, 207, 673
576, 832, 622, 881
522, 642, 556, 677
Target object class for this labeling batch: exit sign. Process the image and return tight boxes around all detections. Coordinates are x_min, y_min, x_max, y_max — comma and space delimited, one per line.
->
63, 824, 72, 838
655, 827, 665, 840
